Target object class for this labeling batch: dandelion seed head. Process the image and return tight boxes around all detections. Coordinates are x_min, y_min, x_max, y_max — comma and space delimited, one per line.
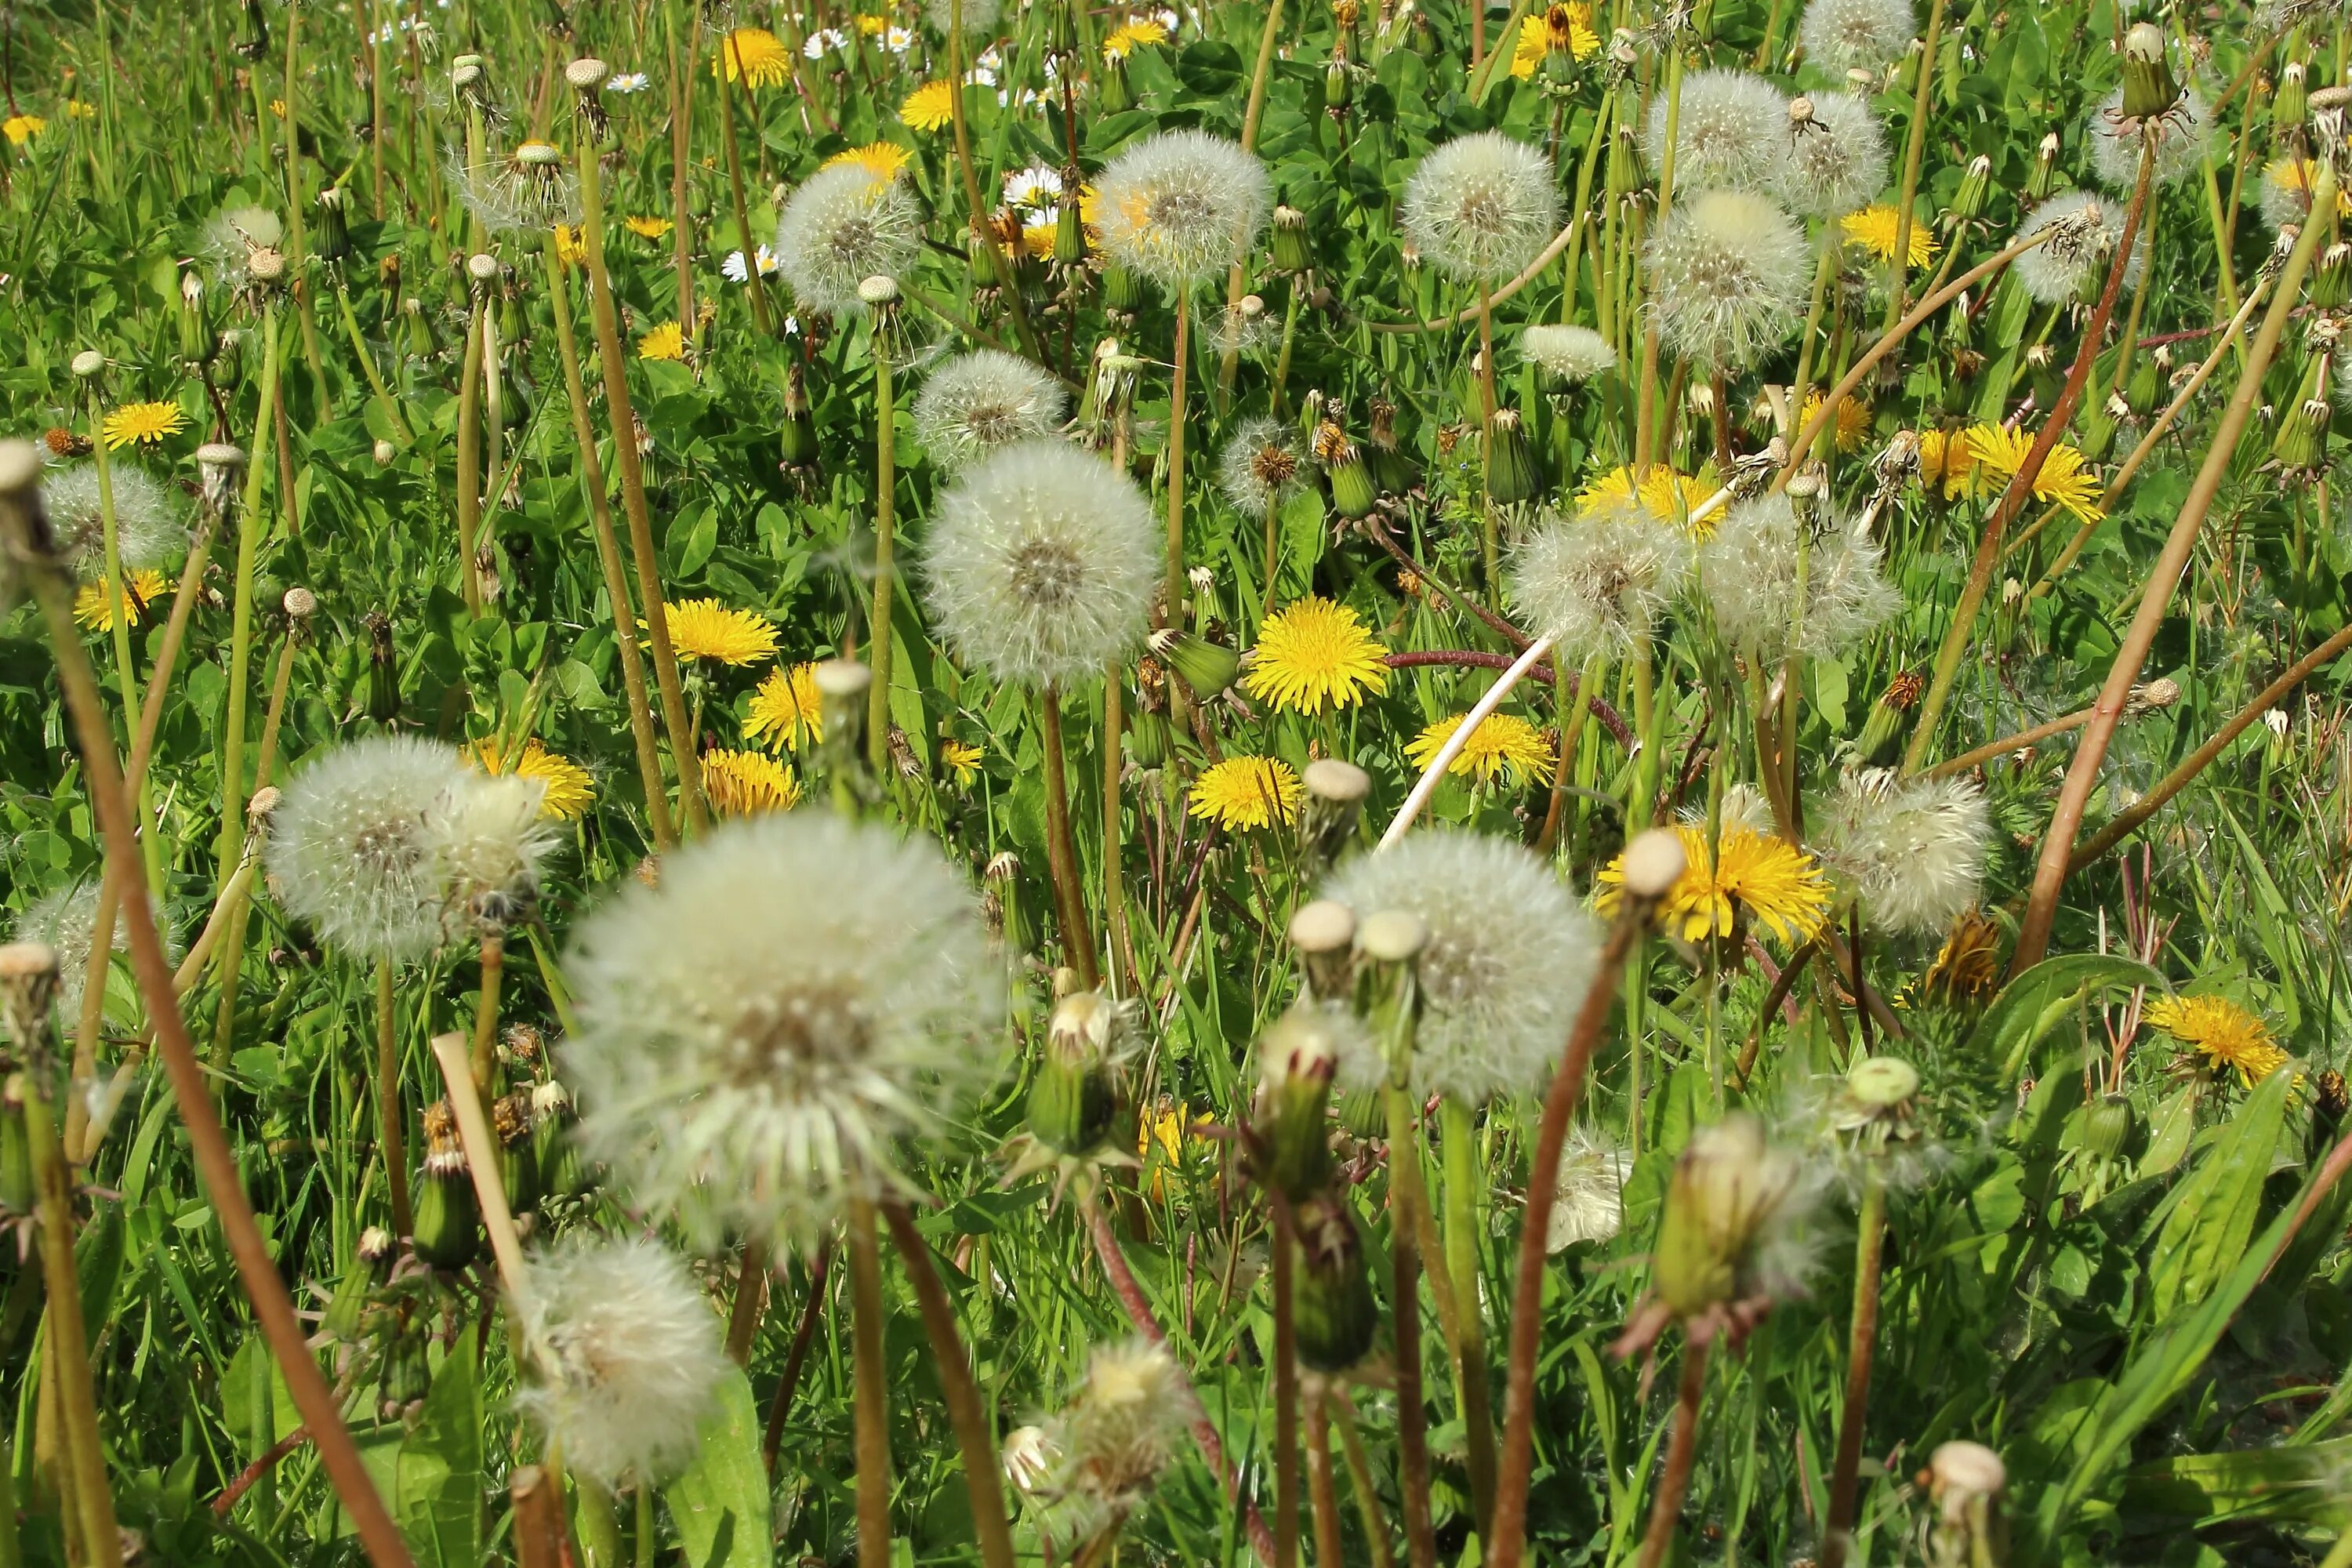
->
924, 0, 1003, 35
267, 736, 471, 963
1092, 129, 1272, 289
513, 1234, 731, 1487
1059, 1340, 1189, 1505
1642, 68, 1788, 193
563, 813, 997, 1249
201, 205, 284, 289
912, 350, 1069, 474
1519, 323, 1618, 383
38, 463, 181, 582
1808, 769, 1991, 936
1216, 416, 1307, 521
773, 162, 923, 314
1644, 189, 1810, 366
1507, 499, 1694, 665
2086, 85, 2212, 191
2012, 189, 2147, 305
922, 440, 1159, 688
1797, 0, 1915, 73
1399, 131, 1561, 281
1771, 90, 1888, 219
1548, 1127, 1628, 1251
1324, 829, 1601, 1103
10, 880, 174, 1027
1697, 491, 1899, 659
430, 771, 560, 931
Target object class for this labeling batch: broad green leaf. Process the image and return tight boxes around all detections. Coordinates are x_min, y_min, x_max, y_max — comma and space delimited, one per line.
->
2147, 1064, 2294, 1317
397, 1326, 483, 1568
664, 1367, 773, 1568
2122, 1437, 2352, 1530
1963, 953, 2165, 1080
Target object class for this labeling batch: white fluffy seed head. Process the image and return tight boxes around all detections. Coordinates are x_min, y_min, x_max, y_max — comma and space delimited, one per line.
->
774, 163, 923, 314
922, 440, 1160, 688
1771, 90, 1888, 219
10, 879, 174, 1028
1324, 830, 1602, 1104
924, 0, 1002, 35
912, 350, 1070, 474
1058, 1340, 1188, 1504
2011, 189, 2148, 305
1399, 131, 1561, 281
512, 1234, 731, 1487
1506, 499, 1693, 665
1215, 416, 1307, 520
1547, 1127, 1628, 1251
1697, 492, 1900, 659
267, 736, 471, 963
1092, 129, 1272, 289
562, 813, 997, 1250
429, 771, 560, 930
1519, 323, 1618, 383
1808, 769, 1990, 935
1644, 190, 1810, 365
201, 205, 285, 289
1797, 0, 1915, 73
2256, 158, 2321, 233
1643, 69, 1789, 193
38, 463, 183, 582
2086, 85, 2212, 191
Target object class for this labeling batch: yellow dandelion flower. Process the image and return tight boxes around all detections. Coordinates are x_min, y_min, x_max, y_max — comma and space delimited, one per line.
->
1799, 390, 1873, 453
1966, 423, 2106, 522
3, 114, 46, 145
268, 98, 287, 118
940, 739, 982, 786
1841, 203, 1936, 269
1139, 1095, 1192, 1200
1022, 222, 1058, 260
1103, 18, 1170, 58
746, 660, 824, 751
1916, 426, 1980, 500
1919, 908, 2002, 1007
1596, 823, 1831, 945
623, 215, 673, 240
660, 598, 778, 665
467, 736, 596, 821
554, 223, 590, 264
65, 101, 96, 120
637, 320, 686, 361
1189, 756, 1302, 830
71, 570, 169, 632
100, 401, 187, 450
2265, 157, 2352, 220
699, 748, 802, 816
716, 28, 793, 88
1242, 597, 1390, 714
1577, 463, 1719, 535
1509, 2, 1600, 76
1405, 711, 1555, 788
824, 140, 913, 182
2143, 994, 2290, 1086
856, 13, 890, 34
900, 80, 956, 132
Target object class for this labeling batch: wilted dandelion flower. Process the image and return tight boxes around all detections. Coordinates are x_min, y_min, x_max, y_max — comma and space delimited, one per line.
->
699, 749, 802, 815
2143, 994, 2288, 1085
1596, 822, 1831, 944
1772, 91, 1887, 220
773, 162, 922, 314
1242, 596, 1388, 713
662, 598, 778, 666
466, 737, 593, 821
268, 736, 470, 963
1216, 416, 1308, 520
2011, 190, 2146, 305
1642, 68, 1787, 193
513, 1234, 731, 1488
1405, 711, 1555, 786
563, 812, 996, 1247
429, 772, 558, 931
1840, 202, 1936, 267
1796, 0, 1915, 73
1058, 1340, 1188, 1508
1324, 829, 1601, 1102
2086, 85, 2212, 191
1644, 190, 1809, 366
100, 402, 188, 450
1399, 131, 1560, 281
1697, 492, 1900, 659
1508, 500, 1693, 664
746, 661, 824, 752
1092, 129, 1272, 289
1547, 1127, 1628, 1251
39, 463, 181, 580
1521, 323, 1618, 383
1808, 770, 1989, 935
913, 350, 1069, 474
1622, 1112, 1821, 1353
1189, 756, 1301, 830
922, 440, 1159, 688
1919, 908, 2003, 1007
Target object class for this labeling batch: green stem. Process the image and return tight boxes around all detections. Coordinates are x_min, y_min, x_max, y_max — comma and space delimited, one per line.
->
1820, 1171, 1888, 1568
1439, 1097, 1497, 1539
1882, 0, 1950, 329
216, 305, 281, 909
867, 347, 895, 771
845, 1195, 892, 1568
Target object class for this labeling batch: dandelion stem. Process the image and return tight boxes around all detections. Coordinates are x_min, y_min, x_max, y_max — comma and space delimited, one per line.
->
1438, 1098, 1498, 1537
763, 1243, 833, 1475
1380, 1087, 1439, 1568
1633, 49, 1683, 472
1217, 0, 1287, 408
1821, 1168, 1888, 1568
1305, 1388, 1344, 1568
1272, 1194, 1302, 1568
377, 956, 410, 1237
946, 0, 1042, 364
333, 277, 411, 442
468, 931, 504, 1094
1039, 684, 1101, 989
868, 342, 897, 773
1104, 664, 1135, 995
1883, 0, 1950, 329
726, 1239, 768, 1365
715, 39, 775, 338
846, 1194, 895, 1568
1166, 296, 1193, 631
217, 303, 280, 915
2011, 159, 2332, 973
1330, 1391, 1397, 1568
881, 1201, 1019, 1568
455, 295, 485, 616
1633, 1341, 1709, 1568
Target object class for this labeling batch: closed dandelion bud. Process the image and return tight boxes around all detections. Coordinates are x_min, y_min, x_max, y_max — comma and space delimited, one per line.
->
2271, 357, 2331, 470
1483, 408, 1543, 505
1651, 1113, 1802, 1319
314, 187, 352, 264
411, 1102, 481, 1269
813, 659, 872, 773
1271, 204, 1312, 275
2026, 133, 2061, 201
1123, 708, 1170, 772
779, 363, 818, 467
1298, 759, 1370, 876
0, 1079, 31, 1216
531, 1080, 584, 1199
178, 269, 213, 365
1055, 197, 1087, 267
1029, 990, 1124, 1155
1853, 670, 1923, 766
1293, 1193, 1379, 1372
2313, 241, 2352, 309
2122, 349, 2164, 419
1100, 51, 1133, 113
1254, 1006, 1339, 1197
1289, 900, 1358, 1003
1366, 397, 1414, 495
2076, 404, 2118, 462
495, 1089, 541, 1214
2082, 1092, 2135, 1161
2276, 62, 2309, 136
402, 296, 434, 360
0, 943, 60, 1054
1952, 155, 1992, 225
2120, 24, 2180, 121
1334, 1083, 1387, 1140
1890, 34, 1922, 96
1324, 54, 1352, 111
324, 1225, 396, 1341
1102, 262, 1145, 313
1316, 422, 1376, 518
1149, 628, 1241, 699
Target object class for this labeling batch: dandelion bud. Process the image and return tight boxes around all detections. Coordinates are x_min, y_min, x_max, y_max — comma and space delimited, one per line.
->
372, 436, 397, 466
324, 1225, 397, 1340
1483, 407, 1544, 506
1366, 395, 1415, 495
314, 186, 352, 263
1785, 467, 1824, 531
1288, 899, 1358, 1002
1650, 1113, 1805, 1322
1271, 204, 1312, 275
2275, 61, 2309, 135
813, 658, 872, 765
1298, 758, 1370, 874
1926, 1441, 2008, 1568
2119, 23, 2180, 121
2122, 348, 2164, 419
530, 1080, 586, 1200
1099, 49, 1134, 113
1102, 262, 1145, 313
2082, 1091, 2135, 1160
1315, 420, 1377, 519
1324, 54, 1352, 110
2026, 132, 2061, 200
70, 349, 104, 380
2269, 358, 2332, 472
565, 56, 608, 90
1253, 1004, 1339, 1197
411, 1101, 482, 1270
1123, 708, 1170, 772
1951, 154, 1992, 223
0, 942, 60, 1054
1853, 670, 1924, 765
1029, 989, 1125, 1155
1149, 627, 1240, 699
1293, 1192, 1379, 1372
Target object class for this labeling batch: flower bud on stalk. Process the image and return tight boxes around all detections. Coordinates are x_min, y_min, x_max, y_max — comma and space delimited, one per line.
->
1287, 899, 1358, 1004
1852, 670, 1924, 767
0, 1076, 32, 1216
1367, 396, 1414, 496
2122, 344, 2165, 419
314, 185, 352, 265
494, 1088, 541, 1214
1254, 1006, 1339, 1198
323, 1225, 396, 1341
1925, 1442, 2008, 1568
1028, 989, 1125, 1156
1315, 419, 1377, 520
2269, 353, 2333, 472
1055, 179, 1089, 268
2026, 132, 2062, 200
2082, 1091, 2135, 1161
1293, 1192, 1379, 1371
2119, 24, 2181, 122
812, 659, 872, 788
1298, 759, 1370, 877
1271, 204, 1312, 276
1101, 263, 1145, 314
2276, 62, 2309, 141
1100, 49, 1134, 114
1351, 909, 1427, 1087
1951, 155, 1992, 226
1148, 627, 1240, 699
779, 361, 818, 470
531, 1079, 586, 1200
1483, 407, 1544, 505
1650, 1113, 1802, 1327
411, 1100, 482, 1269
